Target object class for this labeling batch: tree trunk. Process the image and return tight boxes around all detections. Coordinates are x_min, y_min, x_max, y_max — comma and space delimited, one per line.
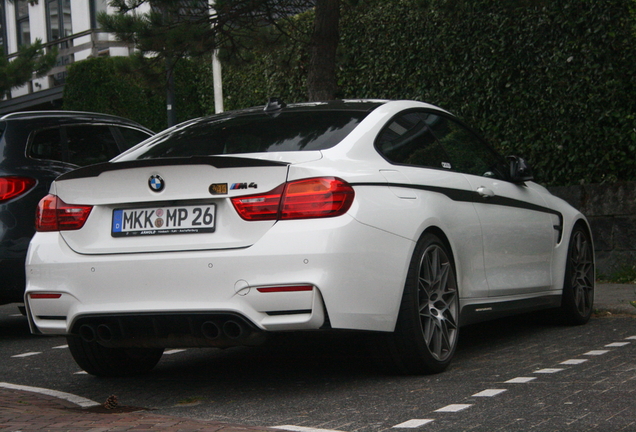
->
307, 0, 340, 101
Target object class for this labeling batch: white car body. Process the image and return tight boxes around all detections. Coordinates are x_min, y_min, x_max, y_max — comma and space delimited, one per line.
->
24, 100, 594, 375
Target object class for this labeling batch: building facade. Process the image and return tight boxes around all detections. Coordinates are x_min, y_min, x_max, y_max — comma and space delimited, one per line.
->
0, 0, 137, 114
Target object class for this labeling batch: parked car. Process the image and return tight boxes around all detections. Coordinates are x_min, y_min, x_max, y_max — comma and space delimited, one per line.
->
0, 111, 154, 305
25, 100, 594, 376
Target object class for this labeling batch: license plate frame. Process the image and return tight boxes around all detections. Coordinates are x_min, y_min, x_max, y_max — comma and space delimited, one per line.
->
112, 204, 216, 237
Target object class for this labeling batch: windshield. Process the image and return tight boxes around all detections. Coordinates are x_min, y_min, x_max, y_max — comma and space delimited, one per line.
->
128, 110, 370, 160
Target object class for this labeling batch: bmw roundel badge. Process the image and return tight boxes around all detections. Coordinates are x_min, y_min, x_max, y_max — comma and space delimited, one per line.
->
148, 175, 165, 192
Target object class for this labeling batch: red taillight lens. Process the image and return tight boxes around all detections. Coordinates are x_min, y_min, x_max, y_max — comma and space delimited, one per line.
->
231, 184, 285, 221
35, 194, 93, 232
231, 177, 355, 221
280, 178, 354, 220
0, 176, 36, 203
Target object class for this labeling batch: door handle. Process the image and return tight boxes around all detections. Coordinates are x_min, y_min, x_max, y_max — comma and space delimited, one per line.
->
476, 186, 495, 198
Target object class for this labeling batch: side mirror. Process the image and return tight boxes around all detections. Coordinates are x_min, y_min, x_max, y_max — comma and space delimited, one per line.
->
507, 155, 534, 183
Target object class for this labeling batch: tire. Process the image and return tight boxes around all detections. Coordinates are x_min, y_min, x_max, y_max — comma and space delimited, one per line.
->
385, 232, 460, 374
66, 336, 164, 377
560, 225, 595, 325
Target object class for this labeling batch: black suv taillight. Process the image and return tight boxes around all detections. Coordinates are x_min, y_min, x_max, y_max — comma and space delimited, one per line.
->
0, 176, 36, 203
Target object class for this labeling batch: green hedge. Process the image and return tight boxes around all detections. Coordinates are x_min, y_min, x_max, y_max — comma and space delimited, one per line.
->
63, 56, 214, 132
65, 0, 636, 186
223, 0, 636, 186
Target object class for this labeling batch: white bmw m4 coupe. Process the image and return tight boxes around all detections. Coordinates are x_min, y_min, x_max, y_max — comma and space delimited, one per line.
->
25, 99, 594, 376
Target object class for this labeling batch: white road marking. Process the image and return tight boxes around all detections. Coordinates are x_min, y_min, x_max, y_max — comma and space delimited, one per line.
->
534, 368, 564, 374
505, 377, 536, 383
164, 349, 187, 355
11, 352, 41, 358
0, 382, 99, 408
560, 359, 588, 365
605, 342, 630, 347
275, 426, 345, 432
435, 404, 472, 413
584, 350, 610, 355
74, 371, 88, 375
472, 389, 507, 397
52, 345, 68, 349
393, 419, 435, 428
626, 336, 636, 340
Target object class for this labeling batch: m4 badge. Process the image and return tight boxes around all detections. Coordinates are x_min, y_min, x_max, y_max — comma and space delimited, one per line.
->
231, 182, 258, 190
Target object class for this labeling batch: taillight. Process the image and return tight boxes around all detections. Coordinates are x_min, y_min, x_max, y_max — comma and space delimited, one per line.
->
0, 176, 36, 203
232, 177, 354, 221
35, 194, 93, 232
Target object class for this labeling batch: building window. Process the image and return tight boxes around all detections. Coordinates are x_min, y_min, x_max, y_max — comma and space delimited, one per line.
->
90, 0, 108, 29
16, 0, 30, 46
47, 0, 73, 42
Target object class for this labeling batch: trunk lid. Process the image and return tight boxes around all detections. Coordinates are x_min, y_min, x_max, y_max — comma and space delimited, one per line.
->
55, 156, 292, 254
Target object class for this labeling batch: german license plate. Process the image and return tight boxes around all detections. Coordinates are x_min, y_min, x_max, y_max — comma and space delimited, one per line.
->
112, 204, 216, 237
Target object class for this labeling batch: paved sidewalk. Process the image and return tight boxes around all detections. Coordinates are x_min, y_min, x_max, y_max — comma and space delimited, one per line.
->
1, 283, 634, 432
0, 386, 276, 431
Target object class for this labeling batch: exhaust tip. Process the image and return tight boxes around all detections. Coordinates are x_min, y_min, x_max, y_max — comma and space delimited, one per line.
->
223, 320, 244, 339
96, 324, 114, 342
79, 324, 96, 342
201, 321, 221, 340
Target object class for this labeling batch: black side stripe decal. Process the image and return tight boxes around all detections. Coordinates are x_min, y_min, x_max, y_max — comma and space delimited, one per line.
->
350, 182, 564, 241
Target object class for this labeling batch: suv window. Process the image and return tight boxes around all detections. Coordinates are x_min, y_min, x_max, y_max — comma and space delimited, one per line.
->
28, 124, 150, 166
67, 125, 120, 166
30, 127, 64, 161
117, 127, 152, 150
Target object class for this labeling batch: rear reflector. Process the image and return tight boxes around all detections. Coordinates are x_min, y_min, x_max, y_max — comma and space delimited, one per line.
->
232, 177, 354, 221
257, 285, 314, 293
29, 293, 62, 299
0, 176, 36, 203
35, 194, 93, 232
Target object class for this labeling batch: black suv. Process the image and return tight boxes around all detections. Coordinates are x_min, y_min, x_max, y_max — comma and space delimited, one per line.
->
0, 111, 154, 305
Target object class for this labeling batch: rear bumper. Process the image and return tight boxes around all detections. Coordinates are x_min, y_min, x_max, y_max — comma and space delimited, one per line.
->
25, 215, 414, 340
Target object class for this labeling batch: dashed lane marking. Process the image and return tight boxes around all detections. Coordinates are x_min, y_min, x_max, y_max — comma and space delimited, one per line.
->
275, 426, 345, 432
393, 419, 435, 428
472, 389, 507, 397
605, 342, 630, 347
583, 350, 610, 355
505, 377, 537, 383
0, 382, 100, 408
560, 359, 588, 365
52, 345, 68, 349
435, 404, 472, 413
164, 349, 187, 355
534, 368, 564, 374
11, 352, 41, 358
626, 336, 636, 340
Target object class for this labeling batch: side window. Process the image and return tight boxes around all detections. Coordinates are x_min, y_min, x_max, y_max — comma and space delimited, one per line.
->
376, 111, 451, 169
116, 127, 153, 151
29, 128, 63, 162
66, 125, 120, 166
430, 116, 506, 179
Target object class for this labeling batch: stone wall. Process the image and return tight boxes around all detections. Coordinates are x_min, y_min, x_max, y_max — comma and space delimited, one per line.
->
548, 182, 636, 277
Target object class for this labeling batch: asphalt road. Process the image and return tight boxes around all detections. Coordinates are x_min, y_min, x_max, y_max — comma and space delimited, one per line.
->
1, 303, 635, 432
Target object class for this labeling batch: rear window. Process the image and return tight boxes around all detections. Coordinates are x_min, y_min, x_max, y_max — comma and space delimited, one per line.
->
130, 110, 369, 160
